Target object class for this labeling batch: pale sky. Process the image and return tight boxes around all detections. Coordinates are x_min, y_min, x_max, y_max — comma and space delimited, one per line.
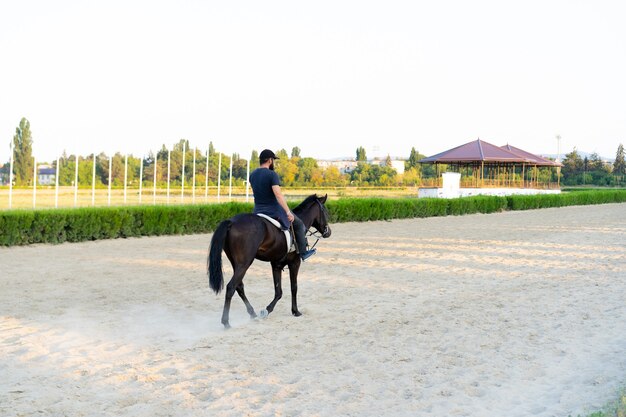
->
1, 0, 625, 163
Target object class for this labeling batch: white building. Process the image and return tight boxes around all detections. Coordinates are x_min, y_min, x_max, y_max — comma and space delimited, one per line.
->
38, 165, 56, 185
317, 158, 406, 175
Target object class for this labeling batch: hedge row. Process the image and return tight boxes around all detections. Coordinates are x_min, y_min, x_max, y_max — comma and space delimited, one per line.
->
0, 202, 252, 246
1, 190, 625, 246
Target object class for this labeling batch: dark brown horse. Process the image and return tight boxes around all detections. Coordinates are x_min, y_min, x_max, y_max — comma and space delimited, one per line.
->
208, 194, 331, 328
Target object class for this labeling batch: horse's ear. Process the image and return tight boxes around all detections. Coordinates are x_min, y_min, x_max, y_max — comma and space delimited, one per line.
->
320, 194, 328, 203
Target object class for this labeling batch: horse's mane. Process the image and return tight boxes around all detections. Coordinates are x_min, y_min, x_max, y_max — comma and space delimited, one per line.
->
292, 194, 319, 214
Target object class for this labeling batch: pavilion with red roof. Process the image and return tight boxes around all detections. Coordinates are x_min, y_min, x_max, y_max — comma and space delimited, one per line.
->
418, 139, 561, 198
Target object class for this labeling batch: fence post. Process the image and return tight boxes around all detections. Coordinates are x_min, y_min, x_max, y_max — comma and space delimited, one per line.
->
139, 155, 143, 204
108, 155, 112, 206
192, 147, 196, 203
246, 158, 250, 202
205, 147, 209, 202
229, 154, 233, 201
167, 149, 171, 205
153, 153, 157, 205
217, 152, 222, 203
74, 154, 79, 207
181, 141, 186, 203
8, 140, 13, 209
55, 158, 60, 208
92, 153, 96, 206
33, 156, 37, 209
124, 154, 128, 204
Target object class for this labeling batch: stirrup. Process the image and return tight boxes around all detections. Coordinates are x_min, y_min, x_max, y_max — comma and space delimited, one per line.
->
301, 248, 316, 261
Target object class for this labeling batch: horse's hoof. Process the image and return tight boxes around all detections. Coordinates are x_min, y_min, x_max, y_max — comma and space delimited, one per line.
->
259, 309, 269, 318
292, 311, 302, 317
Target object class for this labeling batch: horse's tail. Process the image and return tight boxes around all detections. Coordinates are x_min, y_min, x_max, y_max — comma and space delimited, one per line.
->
208, 219, 232, 295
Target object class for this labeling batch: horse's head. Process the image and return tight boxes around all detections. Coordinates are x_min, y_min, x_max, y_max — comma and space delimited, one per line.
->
312, 194, 332, 239
293, 194, 332, 239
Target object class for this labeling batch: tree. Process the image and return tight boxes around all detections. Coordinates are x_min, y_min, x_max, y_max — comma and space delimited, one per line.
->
407, 147, 421, 169
291, 146, 301, 158
561, 148, 584, 185
12, 118, 34, 185
614, 144, 625, 176
250, 150, 259, 169
356, 146, 367, 161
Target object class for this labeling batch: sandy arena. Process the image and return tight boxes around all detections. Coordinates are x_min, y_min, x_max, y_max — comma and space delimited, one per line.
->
1, 204, 625, 417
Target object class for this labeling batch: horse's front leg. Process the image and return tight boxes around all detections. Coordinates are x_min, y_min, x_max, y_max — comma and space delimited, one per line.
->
263, 264, 283, 317
288, 260, 302, 317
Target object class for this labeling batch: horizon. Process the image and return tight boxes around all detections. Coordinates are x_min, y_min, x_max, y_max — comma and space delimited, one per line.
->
1, 1, 625, 163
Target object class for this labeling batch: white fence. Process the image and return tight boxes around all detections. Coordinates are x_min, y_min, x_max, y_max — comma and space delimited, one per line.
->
2, 144, 252, 210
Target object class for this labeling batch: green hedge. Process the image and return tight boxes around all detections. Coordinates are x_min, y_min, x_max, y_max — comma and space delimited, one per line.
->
0, 202, 253, 246
1, 190, 625, 246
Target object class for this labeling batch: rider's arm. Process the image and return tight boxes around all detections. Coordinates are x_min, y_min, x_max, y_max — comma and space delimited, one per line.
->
272, 185, 295, 222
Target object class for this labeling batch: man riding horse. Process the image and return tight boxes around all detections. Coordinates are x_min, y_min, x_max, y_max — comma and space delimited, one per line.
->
249, 149, 316, 262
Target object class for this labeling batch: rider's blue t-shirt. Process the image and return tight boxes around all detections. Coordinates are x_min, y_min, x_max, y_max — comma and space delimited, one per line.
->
249, 167, 290, 230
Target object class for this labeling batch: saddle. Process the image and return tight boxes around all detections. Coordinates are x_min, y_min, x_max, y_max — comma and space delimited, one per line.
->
256, 214, 297, 253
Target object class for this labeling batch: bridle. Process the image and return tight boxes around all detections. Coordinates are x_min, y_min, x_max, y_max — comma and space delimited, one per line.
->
306, 199, 330, 249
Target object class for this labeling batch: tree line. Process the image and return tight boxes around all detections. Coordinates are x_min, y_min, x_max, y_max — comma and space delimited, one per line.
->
2, 117, 625, 188
560, 145, 625, 186
2, 118, 425, 188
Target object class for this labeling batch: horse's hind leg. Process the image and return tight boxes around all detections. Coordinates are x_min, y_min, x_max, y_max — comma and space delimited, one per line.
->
221, 266, 249, 328
264, 264, 283, 316
236, 282, 257, 319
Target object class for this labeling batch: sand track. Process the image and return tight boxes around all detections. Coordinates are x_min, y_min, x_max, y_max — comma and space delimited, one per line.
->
1, 204, 625, 417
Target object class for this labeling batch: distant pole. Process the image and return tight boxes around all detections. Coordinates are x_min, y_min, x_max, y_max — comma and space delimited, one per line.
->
33, 156, 37, 209
124, 154, 128, 204
153, 154, 157, 205
192, 147, 196, 203
139, 155, 143, 204
228, 154, 233, 201
74, 154, 79, 207
556, 134, 562, 188
181, 141, 186, 203
55, 158, 60, 208
167, 149, 171, 204
8, 140, 13, 209
217, 152, 222, 203
152, 152, 159, 204
92, 153, 96, 206
205, 147, 209, 202
246, 158, 250, 202
108, 155, 112, 206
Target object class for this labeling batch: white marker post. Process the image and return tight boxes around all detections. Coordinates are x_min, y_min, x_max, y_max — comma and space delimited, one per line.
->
228, 154, 233, 201
181, 142, 186, 203
55, 158, 60, 208
153, 154, 157, 205
139, 155, 143, 204
108, 155, 112, 206
92, 153, 96, 206
74, 154, 79, 207
124, 154, 128, 204
33, 156, 37, 209
217, 152, 222, 203
205, 147, 209, 202
192, 147, 196, 203
167, 149, 171, 205
8, 140, 13, 209
246, 158, 250, 202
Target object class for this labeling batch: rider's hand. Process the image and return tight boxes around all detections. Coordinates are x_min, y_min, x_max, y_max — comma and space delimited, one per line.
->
287, 211, 294, 223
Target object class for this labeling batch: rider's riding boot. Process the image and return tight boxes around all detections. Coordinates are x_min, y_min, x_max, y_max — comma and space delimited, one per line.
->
293, 214, 316, 261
